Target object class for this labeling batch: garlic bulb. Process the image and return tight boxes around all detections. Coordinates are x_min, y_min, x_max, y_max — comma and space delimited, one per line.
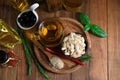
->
50, 56, 64, 69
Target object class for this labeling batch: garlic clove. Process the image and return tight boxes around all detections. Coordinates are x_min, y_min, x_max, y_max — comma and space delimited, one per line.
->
50, 56, 64, 69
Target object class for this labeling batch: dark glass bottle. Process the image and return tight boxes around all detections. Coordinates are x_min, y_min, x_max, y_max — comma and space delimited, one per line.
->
0, 50, 20, 67
0, 50, 9, 64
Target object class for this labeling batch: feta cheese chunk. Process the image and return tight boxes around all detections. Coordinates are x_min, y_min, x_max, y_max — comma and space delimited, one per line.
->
61, 32, 86, 58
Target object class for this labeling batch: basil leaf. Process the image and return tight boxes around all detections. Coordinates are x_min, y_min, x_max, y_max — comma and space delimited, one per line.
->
90, 24, 107, 38
79, 54, 91, 62
84, 24, 91, 31
78, 13, 90, 26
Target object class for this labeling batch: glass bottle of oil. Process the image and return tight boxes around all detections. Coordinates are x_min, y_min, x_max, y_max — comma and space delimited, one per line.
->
0, 19, 22, 49
7, 0, 29, 12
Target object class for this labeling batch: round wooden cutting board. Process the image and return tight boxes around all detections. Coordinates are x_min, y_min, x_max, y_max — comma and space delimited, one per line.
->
33, 18, 91, 74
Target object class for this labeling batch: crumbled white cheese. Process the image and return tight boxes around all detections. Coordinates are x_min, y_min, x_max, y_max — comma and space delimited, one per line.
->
61, 32, 86, 58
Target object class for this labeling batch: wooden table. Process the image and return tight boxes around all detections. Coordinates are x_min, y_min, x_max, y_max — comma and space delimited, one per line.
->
0, 0, 120, 80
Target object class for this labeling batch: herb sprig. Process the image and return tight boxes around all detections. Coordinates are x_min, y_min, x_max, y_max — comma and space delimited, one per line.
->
16, 25, 50, 80
78, 13, 108, 38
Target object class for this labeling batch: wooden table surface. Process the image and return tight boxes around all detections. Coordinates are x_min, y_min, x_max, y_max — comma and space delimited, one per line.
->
0, 0, 120, 80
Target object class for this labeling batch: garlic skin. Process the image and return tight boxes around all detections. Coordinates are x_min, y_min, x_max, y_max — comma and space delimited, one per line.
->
62, 32, 86, 58
50, 56, 64, 69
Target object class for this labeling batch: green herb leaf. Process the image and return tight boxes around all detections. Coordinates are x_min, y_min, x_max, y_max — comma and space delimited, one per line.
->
78, 13, 90, 26
90, 24, 107, 38
79, 54, 91, 62
84, 24, 91, 31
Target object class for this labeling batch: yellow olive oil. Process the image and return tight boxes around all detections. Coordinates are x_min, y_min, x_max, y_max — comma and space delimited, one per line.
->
62, 0, 84, 12
0, 19, 21, 49
8, 0, 28, 12
38, 18, 64, 47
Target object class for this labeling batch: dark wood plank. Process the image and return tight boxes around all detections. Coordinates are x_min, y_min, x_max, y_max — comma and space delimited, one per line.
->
53, 1, 91, 80
89, 0, 108, 80
71, 0, 90, 80
108, 0, 120, 80
52, 10, 74, 80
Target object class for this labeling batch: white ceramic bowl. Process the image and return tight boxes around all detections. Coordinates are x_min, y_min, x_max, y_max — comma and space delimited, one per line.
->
17, 3, 39, 30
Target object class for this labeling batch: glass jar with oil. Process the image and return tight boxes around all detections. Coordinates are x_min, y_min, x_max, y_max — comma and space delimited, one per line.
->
62, 0, 85, 12
46, 0, 62, 12
0, 19, 21, 49
38, 18, 64, 47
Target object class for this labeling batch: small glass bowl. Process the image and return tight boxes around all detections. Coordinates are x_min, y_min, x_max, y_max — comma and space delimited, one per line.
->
38, 18, 64, 47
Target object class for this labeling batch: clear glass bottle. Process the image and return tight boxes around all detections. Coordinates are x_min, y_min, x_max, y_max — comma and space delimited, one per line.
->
0, 19, 22, 49
7, 0, 29, 12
